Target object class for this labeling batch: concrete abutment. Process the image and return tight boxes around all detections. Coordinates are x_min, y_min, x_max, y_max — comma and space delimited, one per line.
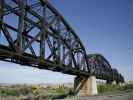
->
74, 76, 98, 96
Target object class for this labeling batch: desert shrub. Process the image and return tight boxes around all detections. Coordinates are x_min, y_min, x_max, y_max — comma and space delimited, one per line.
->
0, 88, 19, 96
97, 84, 125, 93
55, 85, 66, 94
31, 85, 43, 95
18, 86, 32, 95
124, 84, 133, 91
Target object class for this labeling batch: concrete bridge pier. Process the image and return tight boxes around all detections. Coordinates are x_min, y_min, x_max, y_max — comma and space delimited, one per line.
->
74, 76, 98, 96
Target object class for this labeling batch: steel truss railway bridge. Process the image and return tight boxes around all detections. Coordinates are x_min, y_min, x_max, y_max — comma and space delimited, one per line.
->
0, 0, 124, 96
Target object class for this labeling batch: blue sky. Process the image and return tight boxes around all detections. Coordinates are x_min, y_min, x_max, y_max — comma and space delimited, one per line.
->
0, 0, 133, 84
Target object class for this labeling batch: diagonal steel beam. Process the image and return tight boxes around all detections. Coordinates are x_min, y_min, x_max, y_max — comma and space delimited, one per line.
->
25, 38, 36, 56
1, 24, 17, 51
22, 31, 41, 52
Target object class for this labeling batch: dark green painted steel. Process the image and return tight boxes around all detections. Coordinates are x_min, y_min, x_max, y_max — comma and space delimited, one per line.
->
0, 0, 124, 83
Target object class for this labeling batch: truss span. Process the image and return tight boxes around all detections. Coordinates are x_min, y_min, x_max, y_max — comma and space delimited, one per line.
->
0, 0, 124, 83
87, 54, 124, 82
0, 0, 89, 76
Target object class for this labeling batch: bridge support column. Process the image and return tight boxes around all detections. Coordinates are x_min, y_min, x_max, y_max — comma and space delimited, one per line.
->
74, 76, 98, 96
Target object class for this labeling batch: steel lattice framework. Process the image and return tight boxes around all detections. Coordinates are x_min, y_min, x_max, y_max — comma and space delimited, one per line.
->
87, 54, 124, 83
0, 0, 124, 83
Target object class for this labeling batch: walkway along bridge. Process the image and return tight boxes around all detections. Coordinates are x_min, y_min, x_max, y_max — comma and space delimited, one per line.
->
0, 0, 124, 96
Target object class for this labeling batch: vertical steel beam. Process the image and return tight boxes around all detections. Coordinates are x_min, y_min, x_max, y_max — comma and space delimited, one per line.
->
18, 0, 25, 52
56, 17, 61, 63
53, 36, 57, 61
68, 32, 72, 66
23, 0, 27, 51
0, 0, 4, 31
62, 45, 65, 64
77, 52, 80, 69
40, 4, 46, 59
